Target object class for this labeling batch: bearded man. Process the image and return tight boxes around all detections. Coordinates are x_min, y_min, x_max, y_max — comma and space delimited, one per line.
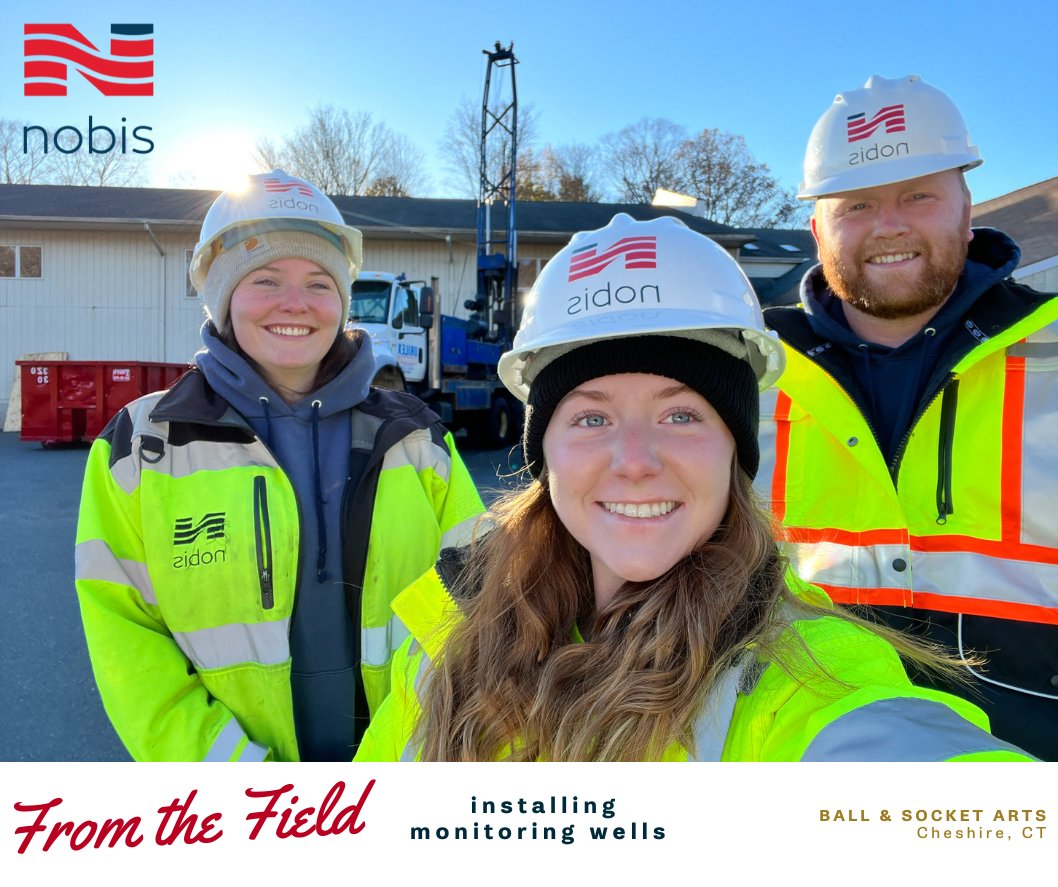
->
757, 75, 1058, 759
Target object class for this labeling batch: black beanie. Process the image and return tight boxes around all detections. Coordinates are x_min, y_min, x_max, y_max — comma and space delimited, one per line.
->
523, 335, 759, 480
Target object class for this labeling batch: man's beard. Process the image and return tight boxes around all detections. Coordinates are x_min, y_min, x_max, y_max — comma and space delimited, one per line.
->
819, 219, 969, 321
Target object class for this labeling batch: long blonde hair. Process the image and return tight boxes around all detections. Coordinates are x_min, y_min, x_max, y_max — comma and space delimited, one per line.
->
416, 461, 811, 761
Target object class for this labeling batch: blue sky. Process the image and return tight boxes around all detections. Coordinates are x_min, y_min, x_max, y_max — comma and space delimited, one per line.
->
2, 0, 1055, 207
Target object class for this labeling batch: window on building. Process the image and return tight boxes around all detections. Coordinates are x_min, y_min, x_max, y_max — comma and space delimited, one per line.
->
0, 245, 43, 278
517, 257, 543, 294
185, 249, 197, 297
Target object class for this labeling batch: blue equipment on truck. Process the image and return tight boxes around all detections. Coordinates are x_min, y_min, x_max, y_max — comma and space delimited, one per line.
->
347, 44, 522, 447
347, 271, 518, 446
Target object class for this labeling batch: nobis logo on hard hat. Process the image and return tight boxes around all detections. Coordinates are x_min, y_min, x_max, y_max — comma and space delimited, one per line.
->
264, 174, 319, 214
567, 235, 656, 282
566, 234, 661, 317
263, 176, 314, 197
846, 104, 906, 142
846, 102, 910, 168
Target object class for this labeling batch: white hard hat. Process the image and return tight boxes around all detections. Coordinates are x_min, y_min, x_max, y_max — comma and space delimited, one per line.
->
798, 74, 982, 199
498, 213, 785, 402
189, 169, 363, 289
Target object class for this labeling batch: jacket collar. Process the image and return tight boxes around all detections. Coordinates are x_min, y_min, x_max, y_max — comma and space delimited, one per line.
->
769, 229, 1048, 364
149, 368, 250, 429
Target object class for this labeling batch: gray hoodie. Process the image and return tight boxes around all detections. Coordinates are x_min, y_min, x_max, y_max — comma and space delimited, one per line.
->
196, 326, 376, 760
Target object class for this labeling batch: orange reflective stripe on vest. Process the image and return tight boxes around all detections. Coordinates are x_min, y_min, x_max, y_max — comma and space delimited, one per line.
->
757, 311, 1058, 625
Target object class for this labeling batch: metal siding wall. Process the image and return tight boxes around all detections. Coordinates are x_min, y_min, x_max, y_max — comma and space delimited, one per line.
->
362, 240, 477, 316
1017, 265, 1058, 293
362, 240, 562, 316
0, 228, 170, 416
163, 233, 208, 364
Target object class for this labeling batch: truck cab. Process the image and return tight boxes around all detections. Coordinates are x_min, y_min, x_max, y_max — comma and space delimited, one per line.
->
347, 272, 428, 388
347, 270, 520, 447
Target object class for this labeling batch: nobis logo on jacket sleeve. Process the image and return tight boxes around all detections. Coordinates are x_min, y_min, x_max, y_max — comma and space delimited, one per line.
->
172, 513, 227, 569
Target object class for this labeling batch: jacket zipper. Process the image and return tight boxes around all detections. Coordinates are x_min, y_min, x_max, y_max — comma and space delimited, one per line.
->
341, 447, 385, 748
252, 434, 301, 635
788, 334, 964, 490
934, 380, 959, 524
253, 475, 275, 610
887, 375, 952, 483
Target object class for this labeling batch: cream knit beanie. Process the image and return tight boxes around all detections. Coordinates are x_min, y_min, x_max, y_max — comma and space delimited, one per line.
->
200, 230, 351, 334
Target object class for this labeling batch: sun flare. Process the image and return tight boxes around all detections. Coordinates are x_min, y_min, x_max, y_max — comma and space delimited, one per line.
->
163, 131, 261, 191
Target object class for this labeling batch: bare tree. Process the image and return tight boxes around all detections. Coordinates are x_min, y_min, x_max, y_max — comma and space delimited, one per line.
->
513, 147, 554, 201
253, 136, 283, 172
1, 119, 49, 184
601, 118, 688, 203
676, 128, 805, 227
439, 96, 539, 198
48, 129, 147, 186
599, 117, 807, 225
373, 132, 429, 196
438, 98, 479, 197
1, 117, 145, 186
510, 144, 603, 203
256, 104, 427, 196
539, 143, 602, 202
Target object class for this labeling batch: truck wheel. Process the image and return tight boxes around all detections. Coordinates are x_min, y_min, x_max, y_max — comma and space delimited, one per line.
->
485, 395, 517, 448
372, 367, 406, 392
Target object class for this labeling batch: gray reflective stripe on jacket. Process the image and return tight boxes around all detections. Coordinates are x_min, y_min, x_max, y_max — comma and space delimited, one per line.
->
755, 387, 781, 514
687, 658, 748, 761
441, 513, 483, 550
800, 697, 1036, 761
399, 642, 430, 762
172, 619, 290, 670
381, 427, 452, 478
204, 717, 270, 762
362, 615, 411, 668
75, 538, 158, 606
687, 655, 770, 761
1018, 330, 1058, 549
1006, 336, 1058, 360
784, 541, 1058, 609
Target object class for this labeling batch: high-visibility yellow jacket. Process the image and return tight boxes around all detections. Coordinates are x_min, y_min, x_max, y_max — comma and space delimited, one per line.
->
354, 566, 1033, 762
75, 371, 484, 762
757, 286, 1058, 624
755, 275, 1058, 759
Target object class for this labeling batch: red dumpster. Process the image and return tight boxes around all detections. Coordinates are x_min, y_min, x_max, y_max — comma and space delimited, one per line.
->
17, 360, 190, 445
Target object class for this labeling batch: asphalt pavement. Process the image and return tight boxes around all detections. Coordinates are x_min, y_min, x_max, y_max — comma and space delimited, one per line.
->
0, 430, 525, 761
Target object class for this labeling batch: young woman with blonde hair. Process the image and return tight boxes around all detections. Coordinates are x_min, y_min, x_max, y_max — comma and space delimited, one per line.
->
76, 171, 482, 761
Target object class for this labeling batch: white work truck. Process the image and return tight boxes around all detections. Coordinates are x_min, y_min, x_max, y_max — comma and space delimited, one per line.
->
347, 271, 519, 447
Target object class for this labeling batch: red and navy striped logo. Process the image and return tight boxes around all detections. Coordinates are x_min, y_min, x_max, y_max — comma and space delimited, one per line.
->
263, 176, 315, 197
568, 236, 657, 282
23, 23, 154, 97
846, 104, 906, 143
